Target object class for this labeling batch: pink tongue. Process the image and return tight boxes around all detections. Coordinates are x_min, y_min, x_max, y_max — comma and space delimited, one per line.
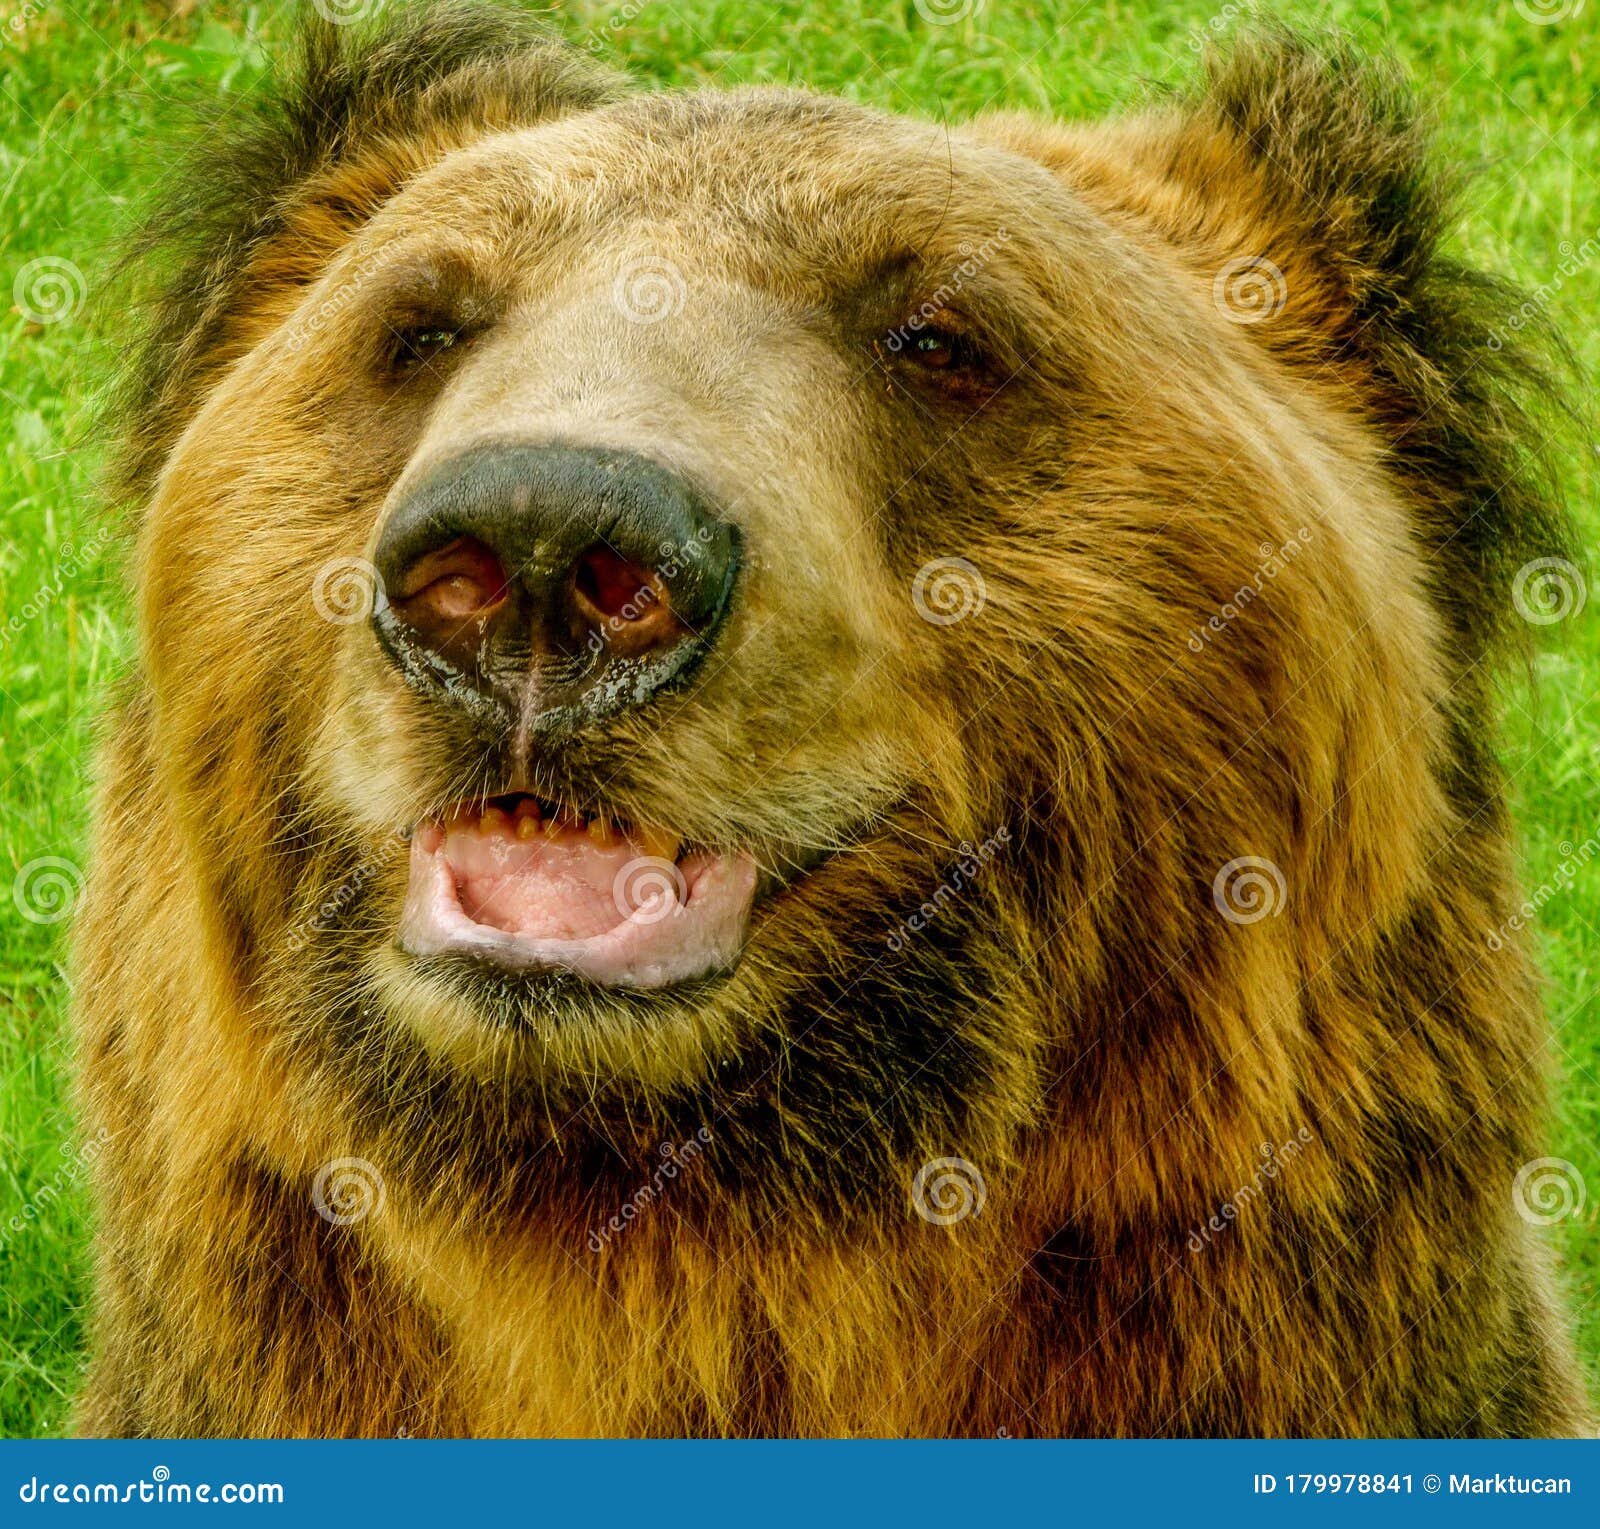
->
445, 826, 671, 942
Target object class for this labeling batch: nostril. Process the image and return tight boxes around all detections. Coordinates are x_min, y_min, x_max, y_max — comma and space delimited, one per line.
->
391, 535, 510, 631
572, 544, 672, 627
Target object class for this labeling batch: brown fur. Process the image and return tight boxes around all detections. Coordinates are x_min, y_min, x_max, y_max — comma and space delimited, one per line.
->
74, 6, 1592, 1437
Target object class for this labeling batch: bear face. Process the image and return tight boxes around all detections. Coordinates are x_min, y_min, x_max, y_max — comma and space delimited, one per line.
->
134, 78, 1452, 1099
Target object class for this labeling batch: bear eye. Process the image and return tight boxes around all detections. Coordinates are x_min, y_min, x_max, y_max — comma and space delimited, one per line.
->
388, 323, 461, 372
905, 327, 983, 373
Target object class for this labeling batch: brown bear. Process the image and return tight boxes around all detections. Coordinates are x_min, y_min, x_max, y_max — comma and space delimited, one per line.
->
73, 2, 1593, 1436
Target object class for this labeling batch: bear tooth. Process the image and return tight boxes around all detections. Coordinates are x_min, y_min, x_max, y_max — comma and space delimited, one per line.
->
639, 827, 682, 863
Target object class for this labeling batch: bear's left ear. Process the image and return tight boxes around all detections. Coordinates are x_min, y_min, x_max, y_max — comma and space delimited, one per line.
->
115, 3, 619, 499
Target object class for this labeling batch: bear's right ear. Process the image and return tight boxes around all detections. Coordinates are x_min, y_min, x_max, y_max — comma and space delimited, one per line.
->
114, 2, 619, 498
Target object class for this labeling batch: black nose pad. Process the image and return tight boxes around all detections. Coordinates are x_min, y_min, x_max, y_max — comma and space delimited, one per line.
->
370, 444, 740, 730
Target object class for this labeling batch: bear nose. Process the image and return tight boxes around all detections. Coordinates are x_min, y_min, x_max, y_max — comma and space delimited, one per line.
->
370, 444, 739, 728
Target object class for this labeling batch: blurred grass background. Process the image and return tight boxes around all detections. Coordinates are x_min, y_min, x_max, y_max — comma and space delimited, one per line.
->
1, 0, 1596, 1435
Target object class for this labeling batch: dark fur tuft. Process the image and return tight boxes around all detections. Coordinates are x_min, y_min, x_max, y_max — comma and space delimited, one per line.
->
1188, 27, 1578, 677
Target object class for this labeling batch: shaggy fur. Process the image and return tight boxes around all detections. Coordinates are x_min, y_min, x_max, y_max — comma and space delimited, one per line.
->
74, 4, 1592, 1437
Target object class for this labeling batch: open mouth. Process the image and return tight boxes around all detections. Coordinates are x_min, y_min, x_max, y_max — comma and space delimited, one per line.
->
399, 794, 759, 989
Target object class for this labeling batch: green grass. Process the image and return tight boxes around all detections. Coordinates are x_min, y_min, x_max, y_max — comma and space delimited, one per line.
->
1, 0, 1596, 1437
